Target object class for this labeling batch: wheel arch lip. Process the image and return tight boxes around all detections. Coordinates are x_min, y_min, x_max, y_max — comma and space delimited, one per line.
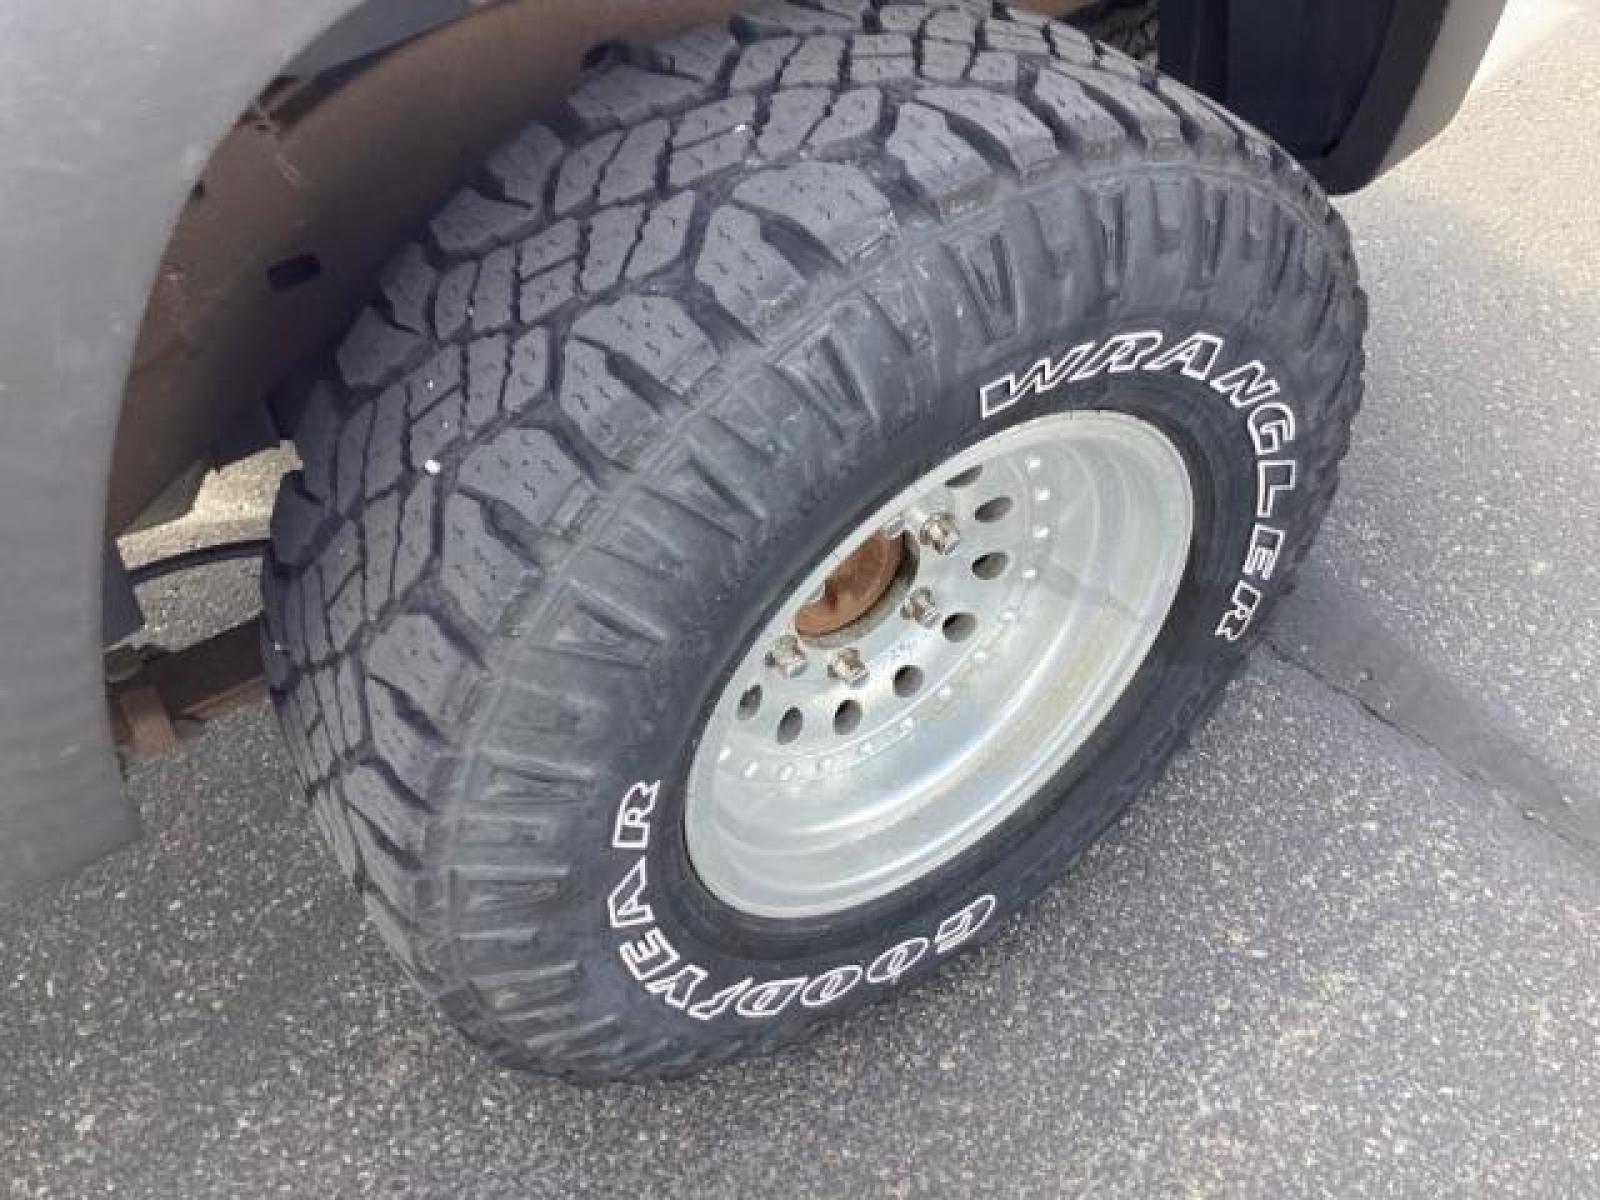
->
0, 0, 388, 898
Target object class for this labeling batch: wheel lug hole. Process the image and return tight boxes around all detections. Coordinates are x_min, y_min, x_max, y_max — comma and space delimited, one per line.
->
893, 665, 924, 698
942, 613, 977, 643
776, 708, 804, 744
972, 552, 1009, 580
833, 699, 863, 735
737, 685, 763, 720
974, 496, 1013, 523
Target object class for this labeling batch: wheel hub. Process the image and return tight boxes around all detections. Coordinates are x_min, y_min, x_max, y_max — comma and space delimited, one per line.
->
686, 412, 1195, 920
794, 532, 907, 639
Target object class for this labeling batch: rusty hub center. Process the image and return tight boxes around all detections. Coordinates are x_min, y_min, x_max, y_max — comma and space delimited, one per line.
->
794, 532, 906, 639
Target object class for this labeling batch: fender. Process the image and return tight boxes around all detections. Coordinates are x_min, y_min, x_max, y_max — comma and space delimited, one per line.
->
0, 0, 374, 897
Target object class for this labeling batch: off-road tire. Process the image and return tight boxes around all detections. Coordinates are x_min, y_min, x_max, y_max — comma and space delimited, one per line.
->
263, 0, 1365, 1081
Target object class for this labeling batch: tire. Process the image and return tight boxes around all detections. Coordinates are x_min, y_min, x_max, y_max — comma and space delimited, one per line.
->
263, 0, 1365, 1081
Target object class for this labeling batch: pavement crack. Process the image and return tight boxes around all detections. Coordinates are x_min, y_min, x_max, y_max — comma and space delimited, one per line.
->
1263, 562, 1600, 863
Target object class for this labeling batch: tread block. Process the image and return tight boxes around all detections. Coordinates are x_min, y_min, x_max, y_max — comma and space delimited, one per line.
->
334, 403, 374, 514
559, 341, 662, 465
981, 17, 1049, 55
379, 243, 438, 333
430, 189, 541, 258
886, 101, 994, 215
1050, 65, 1184, 157
878, 5, 927, 33
779, 34, 844, 88
338, 310, 425, 392
365, 681, 445, 799
582, 204, 646, 293
519, 219, 582, 279
367, 612, 473, 728
1046, 20, 1096, 66
409, 391, 464, 473
470, 245, 518, 335
968, 50, 1018, 86
406, 346, 465, 417
293, 386, 340, 503
696, 205, 808, 337
808, 87, 882, 150
432, 261, 478, 342
442, 494, 533, 633
361, 491, 400, 619
729, 37, 797, 92
520, 262, 579, 325
365, 384, 408, 501
732, 162, 895, 265
916, 86, 1058, 176
1031, 68, 1127, 161
920, 41, 971, 82
458, 429, 593, 538
393, 477, 437, 598
485, 123, 564, 210
673, 95, 757, 148
647, 24, 738, 83
924, 8, 977, 44
504, 328, 552, 414
850, 55, 914, 84
598, 119, 670, 206
757, 87, 830, 157
553, 131, 623, 217
268, 478, 324, 569
465, 335, 509, 432
627, 192, 696, 280
568, 64, 706, 131
853, 32, 911, 56
571, 296, 716, 396
734, 1, 855, 37
667, 127, 752, 189
342, 765, 425, 857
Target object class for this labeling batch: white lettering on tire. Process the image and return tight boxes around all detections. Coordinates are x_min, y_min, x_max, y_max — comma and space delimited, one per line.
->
977, 328, 1301, 643
606, 781, 998, 1022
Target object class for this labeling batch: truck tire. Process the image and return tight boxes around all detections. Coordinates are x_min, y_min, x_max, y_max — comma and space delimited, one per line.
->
263, 1, 1365, 1081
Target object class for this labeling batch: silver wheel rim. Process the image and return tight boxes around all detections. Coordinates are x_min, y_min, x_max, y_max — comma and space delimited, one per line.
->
685, 411, 1195, 920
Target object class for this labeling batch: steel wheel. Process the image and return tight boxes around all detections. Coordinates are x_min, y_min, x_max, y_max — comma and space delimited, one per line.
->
686, 411, 1196, 919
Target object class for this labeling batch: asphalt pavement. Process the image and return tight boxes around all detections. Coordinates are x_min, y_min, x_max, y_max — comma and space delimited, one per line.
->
4, 6, 1599, 1197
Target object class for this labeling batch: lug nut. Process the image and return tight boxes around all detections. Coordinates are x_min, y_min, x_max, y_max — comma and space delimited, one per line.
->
828, 648, 870, 687
766, 634, 808, 678
902, 587, 941, 628
919, 512, 961, 556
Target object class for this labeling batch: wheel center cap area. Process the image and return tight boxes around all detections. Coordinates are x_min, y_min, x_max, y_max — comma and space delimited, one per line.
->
794, 532, 905, 639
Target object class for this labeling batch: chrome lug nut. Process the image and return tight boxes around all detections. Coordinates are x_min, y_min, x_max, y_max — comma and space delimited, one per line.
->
766, 634, 808, 678
919, 512, 961, 556
902, 587, 941, 628
828, 648, 870, 687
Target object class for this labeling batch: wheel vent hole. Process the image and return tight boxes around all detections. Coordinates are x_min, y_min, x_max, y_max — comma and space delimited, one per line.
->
946, 465, 983, 488
893, 666, 925, 698
777, 707, 804, 744
975, 496, 1013, 522
943, 613, 977, 642
833, 700, 863, 735
737, 685, 763, 721
972, 552, 1010, 580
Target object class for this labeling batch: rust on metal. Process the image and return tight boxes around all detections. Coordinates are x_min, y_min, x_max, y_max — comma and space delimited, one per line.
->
795, 533, 906, 639
108, 619, 267, 755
